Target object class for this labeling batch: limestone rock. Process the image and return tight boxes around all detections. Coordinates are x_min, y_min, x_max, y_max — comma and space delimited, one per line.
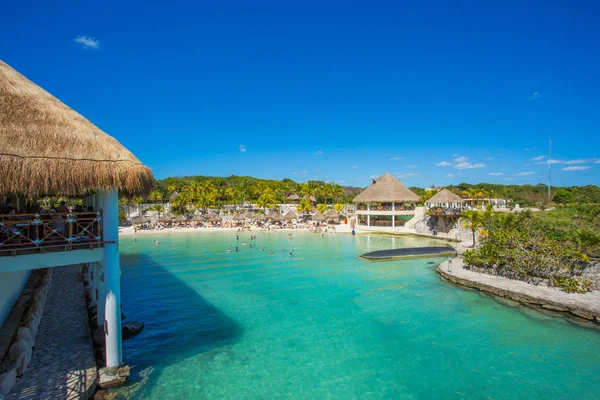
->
94, 389, 117, 400
0, 368, 17, 396
122, 321, 144, 340
17, 327, 34, 347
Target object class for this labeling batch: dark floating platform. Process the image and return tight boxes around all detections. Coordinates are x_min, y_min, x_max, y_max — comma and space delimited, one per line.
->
360, 246, 457, 260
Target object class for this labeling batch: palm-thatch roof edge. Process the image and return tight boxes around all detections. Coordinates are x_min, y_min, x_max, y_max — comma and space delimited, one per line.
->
352, 172, 419, 203
0, 60, 154, 198
425, 188, 464, 204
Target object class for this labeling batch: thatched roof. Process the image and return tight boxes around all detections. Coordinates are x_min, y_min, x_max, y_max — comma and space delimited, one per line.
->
303, 195, 317, 202
284, 211, 297, 220
286, 193, 300, 200
233, 214, 246, 220
174, 215, 188, 222
158, 213, 174, 222
312, 211, 325, 221
0, 60, 154, 198
425, 188, 464, 204
269, 213, 283, 221
352, 173, 419, 203
254, 214, 267, 221
132, 216, 150, 224
324, 210, 340, 219
191, 215, 204, 222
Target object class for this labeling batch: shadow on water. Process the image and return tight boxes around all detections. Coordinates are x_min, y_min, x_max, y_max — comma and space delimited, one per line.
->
115, 252, 243, 398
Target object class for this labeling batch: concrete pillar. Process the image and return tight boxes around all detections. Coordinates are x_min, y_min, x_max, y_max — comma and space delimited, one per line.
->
102, 189, 122, 368
392, 202, 395, 228
96, 263, 105, 325
367, 214, 370, 227
90, 263, 97, 306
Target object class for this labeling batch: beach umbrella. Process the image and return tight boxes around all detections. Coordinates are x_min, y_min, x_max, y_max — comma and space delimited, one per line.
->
210, 214, 222, 222
233, 214, 246, 221
132, 216, 150, 224
286, 193, 300, 201
284, 211, 297, 220
192, 215, 204, 222
254, 214, 267, 221
158, 214, 173, 222
269, 213, 283, 221
174, 215, 188, 222
311, 212, 325, 221
246, 211, 255, 219
324, 210, 340, 220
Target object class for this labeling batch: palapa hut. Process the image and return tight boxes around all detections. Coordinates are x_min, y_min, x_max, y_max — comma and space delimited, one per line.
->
284, 211, 297, 220
232, 214, 246, 221
269, 213, 283, 222
353, 172, 419, 227
0, 60, 154, 377
425, 189, 464, 215
174, 215, 188, 222
286, 193, 301, 203
191, 215, 204, 222
254, 213, 267, 221
303, 195, 317, 203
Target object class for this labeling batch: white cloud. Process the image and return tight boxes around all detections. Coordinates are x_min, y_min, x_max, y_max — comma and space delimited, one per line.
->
314, 150, 323, 156
514, 171, 535, 176
454, 162, 486, 170
300, 170, 308, 174
531, 155, 545, 161
561, 166, 591, 171
529, 91, 541, 100
390, 157, 402, 161
395, 172, 419, 178
74, 35, 100, 49
339, 180, 346, 184
445, 174, 454, 178
486, 157, 493, 161
435, 161, 453, 166
404, 164, 418, 168
534, 159, 563, 165
453, 156, 468, 163
452, 154, 459, 157
489, 172, 503, 176
351, 165, 357, 169
239, 144, 246, 152
564, 159, 590, 165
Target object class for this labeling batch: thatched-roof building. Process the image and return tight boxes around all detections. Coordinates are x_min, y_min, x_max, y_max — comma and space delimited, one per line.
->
353, 173, 419, 203
425, 189, 464, 206
0, 60, 154, 376
353, 173, 419, 228
0, 60, 154, 198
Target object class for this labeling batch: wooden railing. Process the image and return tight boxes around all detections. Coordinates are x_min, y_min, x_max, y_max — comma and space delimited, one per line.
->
0, 212, 103, 252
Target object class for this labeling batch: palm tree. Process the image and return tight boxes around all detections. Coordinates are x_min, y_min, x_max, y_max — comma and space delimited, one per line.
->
236, 178, 252, 206
212, 178, 228, 208
256, 188, 276, 212
461, 210, 486, 247
316, 203, 327, 214
334, 203, 344, 213
297, 198, 313, 217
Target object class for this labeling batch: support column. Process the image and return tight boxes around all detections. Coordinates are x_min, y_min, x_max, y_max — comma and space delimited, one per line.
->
367, 214, 370, 227
392, 202, 395, 228
102, 189, 123, 369
96, 263, 105, 325
90, 263, 97, 306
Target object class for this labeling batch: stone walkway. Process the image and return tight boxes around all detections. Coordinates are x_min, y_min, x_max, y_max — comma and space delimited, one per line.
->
438, 258, 600, 323
7, 265, 97, 400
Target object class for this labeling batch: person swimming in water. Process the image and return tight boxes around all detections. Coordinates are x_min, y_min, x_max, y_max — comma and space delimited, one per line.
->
155, 240, 160, 246
236, 235, 239, 240
235, 247, 239, 252
242, 242, 246, 246
280, 247, 284, 251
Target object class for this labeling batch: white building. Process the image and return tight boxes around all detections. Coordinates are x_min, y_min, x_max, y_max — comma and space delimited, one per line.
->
0, 60, 154, 376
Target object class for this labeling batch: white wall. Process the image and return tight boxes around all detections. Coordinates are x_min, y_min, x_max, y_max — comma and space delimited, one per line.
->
0, 270, 31, 328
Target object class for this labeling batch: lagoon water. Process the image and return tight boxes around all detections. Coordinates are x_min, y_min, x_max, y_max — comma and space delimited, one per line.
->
118, 232, 600, 399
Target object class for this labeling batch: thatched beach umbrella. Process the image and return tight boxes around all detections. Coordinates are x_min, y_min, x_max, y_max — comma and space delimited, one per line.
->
191, 215, 204, 222
158, 214, 173, 222
209, 214, 222, 222
132, 216, 150, 224
284, 211, 297, 220
286, 193, 300, 201
270, 213, 283, 222
0, 60, 154, 198
246, 211, 255, 219
425, 189, 464, 205
174, 215, 188, 222
254, 214, 267, 221
233, 214, 246, 221
311, 212, 325, 221
324, 210, 340, 220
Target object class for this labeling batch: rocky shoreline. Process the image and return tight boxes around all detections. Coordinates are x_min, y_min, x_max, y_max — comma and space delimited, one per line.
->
437, 258, 600, 324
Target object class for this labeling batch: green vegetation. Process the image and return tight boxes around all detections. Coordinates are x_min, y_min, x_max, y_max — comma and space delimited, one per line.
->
464, 210, 599, 293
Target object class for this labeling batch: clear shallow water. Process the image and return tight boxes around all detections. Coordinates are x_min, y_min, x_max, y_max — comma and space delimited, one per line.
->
117, 232, 600, 399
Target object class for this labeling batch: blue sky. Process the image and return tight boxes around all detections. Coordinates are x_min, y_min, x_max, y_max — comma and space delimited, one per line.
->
2, 0, 599, 187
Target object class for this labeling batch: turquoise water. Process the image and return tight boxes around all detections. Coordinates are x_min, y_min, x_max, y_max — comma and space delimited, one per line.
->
118, 232, 600, 399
